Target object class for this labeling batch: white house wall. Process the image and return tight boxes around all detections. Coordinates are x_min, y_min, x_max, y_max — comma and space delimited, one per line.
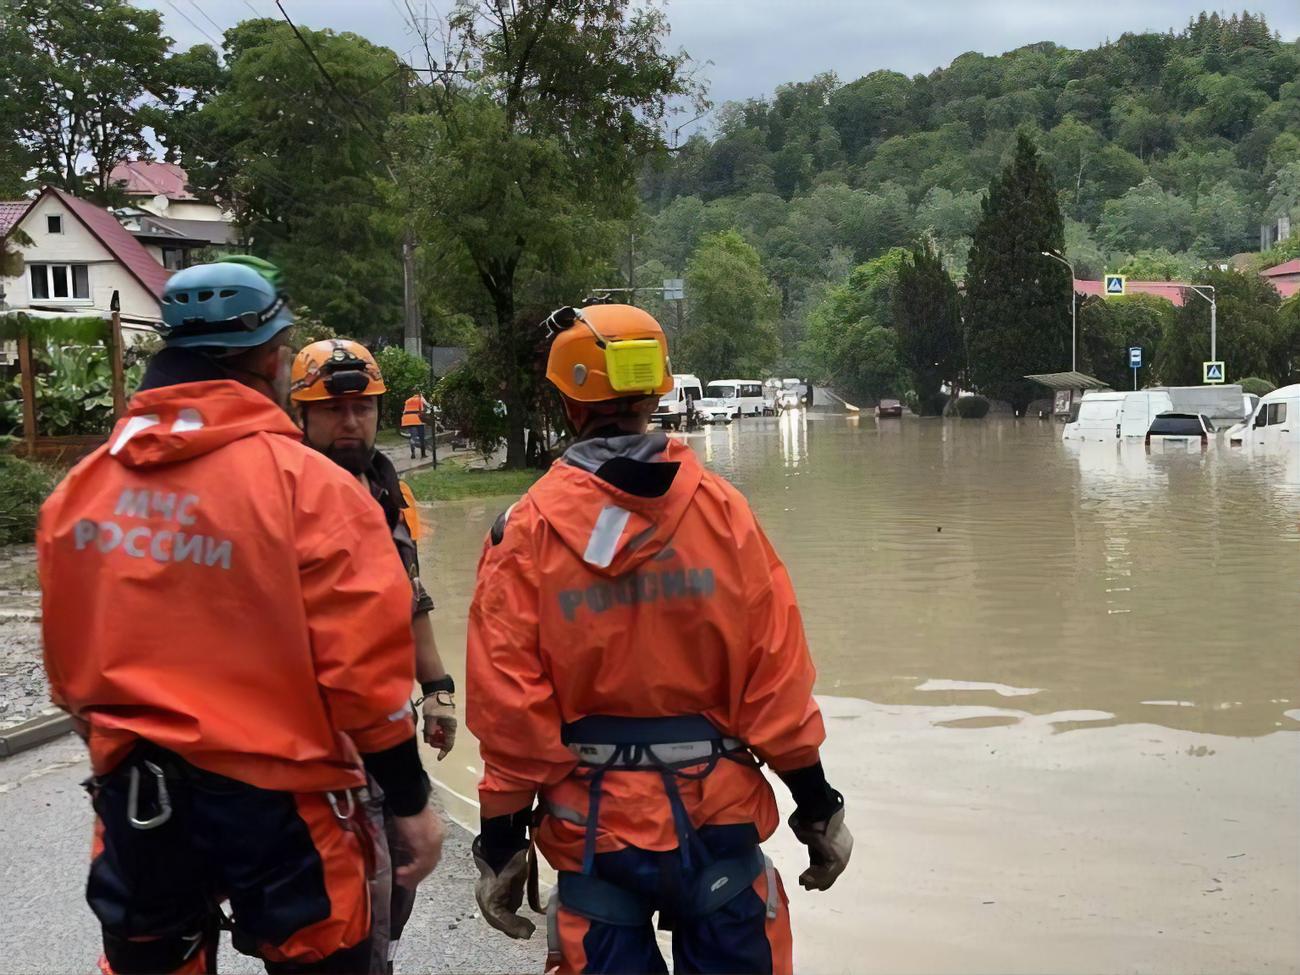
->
2, 194, 161, 325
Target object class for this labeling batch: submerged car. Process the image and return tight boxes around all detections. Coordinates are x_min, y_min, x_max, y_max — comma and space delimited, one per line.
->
876, 399, 903, 418
1145, 412, 1213, 450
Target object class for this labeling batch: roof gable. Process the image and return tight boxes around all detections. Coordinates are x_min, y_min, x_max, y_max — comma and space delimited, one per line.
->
26, 187, 172, 299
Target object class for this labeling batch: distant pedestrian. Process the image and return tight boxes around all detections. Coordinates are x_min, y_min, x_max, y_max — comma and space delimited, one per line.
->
402, 392, 432, 459
804, 380, 815, 408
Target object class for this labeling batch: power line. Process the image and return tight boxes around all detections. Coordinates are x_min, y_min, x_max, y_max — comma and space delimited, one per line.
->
273, 0, 396, 176
162, 0, 220, 47
187, 0, 225, 37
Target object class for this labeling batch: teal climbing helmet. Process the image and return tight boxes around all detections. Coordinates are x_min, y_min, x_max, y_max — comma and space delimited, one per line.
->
159, 257, 294, 349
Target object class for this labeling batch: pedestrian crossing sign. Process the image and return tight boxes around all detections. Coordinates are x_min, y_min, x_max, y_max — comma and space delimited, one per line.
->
1203, 361, 1225, 384
1104, 274, 1126, 296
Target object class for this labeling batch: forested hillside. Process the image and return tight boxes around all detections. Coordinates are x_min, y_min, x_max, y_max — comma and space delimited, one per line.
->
633, 12, 1300, 376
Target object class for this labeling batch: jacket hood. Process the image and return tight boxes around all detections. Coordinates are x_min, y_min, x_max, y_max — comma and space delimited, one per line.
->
105, 380, 302, 469
529, 434, 703, 578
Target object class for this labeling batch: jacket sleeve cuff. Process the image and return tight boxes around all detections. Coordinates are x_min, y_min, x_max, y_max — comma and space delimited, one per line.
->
362, 736, 430, 816
765, 745, 822, 774
479, 788, 536, 820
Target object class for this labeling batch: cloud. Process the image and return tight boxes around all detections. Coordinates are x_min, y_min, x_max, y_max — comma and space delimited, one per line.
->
140, 0, 1300, 114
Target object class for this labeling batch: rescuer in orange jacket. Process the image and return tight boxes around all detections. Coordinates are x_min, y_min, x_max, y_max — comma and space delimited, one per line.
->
400, 392, 431, 459
290, 338, 457, 972
38, 258, 443, 974
465, 304, 853, 974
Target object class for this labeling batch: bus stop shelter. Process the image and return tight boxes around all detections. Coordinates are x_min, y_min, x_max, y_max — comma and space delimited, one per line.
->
1025, 371, 1109, 420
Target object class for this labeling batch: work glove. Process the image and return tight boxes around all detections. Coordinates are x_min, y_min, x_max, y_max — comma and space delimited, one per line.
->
472, 841, 535, 940
420, 690, 457, 761
789, 805, 853, 891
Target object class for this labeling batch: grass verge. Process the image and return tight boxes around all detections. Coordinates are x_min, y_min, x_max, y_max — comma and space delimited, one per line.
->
405, 465, 540, 502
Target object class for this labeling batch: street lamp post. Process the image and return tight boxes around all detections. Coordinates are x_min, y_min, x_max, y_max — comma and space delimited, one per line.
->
1040, 251, 1076, 372
1185, 285, 1217, 363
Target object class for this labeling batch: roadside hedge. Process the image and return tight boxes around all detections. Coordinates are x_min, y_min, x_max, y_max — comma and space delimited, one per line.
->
0, 454, 56, 545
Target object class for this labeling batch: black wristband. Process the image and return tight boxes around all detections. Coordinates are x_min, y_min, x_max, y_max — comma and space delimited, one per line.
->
362, 736, 430, 816
420, 675, 455, 696
777, 761, 843, 823
477, 808, 531, 873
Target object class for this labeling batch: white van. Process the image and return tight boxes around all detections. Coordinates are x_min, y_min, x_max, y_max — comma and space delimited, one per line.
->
697, 379, 765, 423
652, 374, 703, 430
1062, 390, 1174, 442
1227, 383, 1300, 447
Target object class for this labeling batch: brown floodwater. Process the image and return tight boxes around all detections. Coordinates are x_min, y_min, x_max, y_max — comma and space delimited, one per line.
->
418, 413, 1300, 973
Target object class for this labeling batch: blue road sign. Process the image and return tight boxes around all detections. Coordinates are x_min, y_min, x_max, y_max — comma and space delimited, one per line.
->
1129, 347, 1142, 368
1203, 361, 1225, 384
1104, 274, 1126, 296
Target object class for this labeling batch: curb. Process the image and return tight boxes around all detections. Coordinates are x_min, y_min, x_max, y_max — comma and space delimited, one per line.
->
0, 711, 74, 758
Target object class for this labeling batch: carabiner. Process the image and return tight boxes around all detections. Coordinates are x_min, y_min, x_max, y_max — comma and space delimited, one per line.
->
326, 789, 356, 824
127, 761, 173, 830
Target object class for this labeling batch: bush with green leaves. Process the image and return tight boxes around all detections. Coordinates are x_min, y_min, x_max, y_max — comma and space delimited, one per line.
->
434, 365, 507, 461
1239, 377, 1276, 397
374, 346, 432, 430
2, 343, 145, 437
0, 453, 56, 544
955, 395, 991, 419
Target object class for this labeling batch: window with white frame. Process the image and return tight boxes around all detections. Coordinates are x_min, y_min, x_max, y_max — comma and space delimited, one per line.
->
29, 263, 90, 302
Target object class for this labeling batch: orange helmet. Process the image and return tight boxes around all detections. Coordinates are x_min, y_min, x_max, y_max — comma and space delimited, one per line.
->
544, 304, 673, 403
290, 338, 386, 402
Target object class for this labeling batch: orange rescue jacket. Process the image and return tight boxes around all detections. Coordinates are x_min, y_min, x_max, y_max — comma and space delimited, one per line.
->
38, 380, 418, 794
466, 436, 824, 868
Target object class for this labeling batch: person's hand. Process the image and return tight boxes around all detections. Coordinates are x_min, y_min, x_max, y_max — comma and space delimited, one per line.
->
472, 843, 536, 940
391, 805, 444, 890
789, 805, 853, 891
421, 690, 457, 761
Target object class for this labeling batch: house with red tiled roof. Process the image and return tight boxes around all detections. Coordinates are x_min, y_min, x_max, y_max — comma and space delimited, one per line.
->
109, 159, 232, 228
0, 186, 171, 337
1260, 259, 1300, 300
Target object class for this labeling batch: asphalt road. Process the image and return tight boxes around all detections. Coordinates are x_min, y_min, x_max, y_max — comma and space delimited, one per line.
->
0, 735, 544, 974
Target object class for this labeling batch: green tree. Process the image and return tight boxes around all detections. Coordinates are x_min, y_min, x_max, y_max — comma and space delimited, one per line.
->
174, 20, 406, 339
1117, 249, 1202, 281
965, 133, 1070, 412
1273, 294, 1300, 386
804, 248, 909, 403
1076, 293, 1175, 389
677, 230, 779, 380
1098, 178, 1197, 253
1155, 269, 1283, 384
1, 0, 176, 198
893, 243, 963, 414
397, 0, 699, 468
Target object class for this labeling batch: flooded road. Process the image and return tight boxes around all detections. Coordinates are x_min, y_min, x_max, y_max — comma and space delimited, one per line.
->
419, 414, 1300, 973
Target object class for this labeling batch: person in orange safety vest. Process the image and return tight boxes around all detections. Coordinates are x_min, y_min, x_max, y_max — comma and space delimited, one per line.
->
400, 392, 431, 460
466, 303, 853, 974
37, 257, 443, 974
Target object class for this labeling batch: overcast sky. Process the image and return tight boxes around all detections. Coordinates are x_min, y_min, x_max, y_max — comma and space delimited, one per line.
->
138, 0, 1300, 121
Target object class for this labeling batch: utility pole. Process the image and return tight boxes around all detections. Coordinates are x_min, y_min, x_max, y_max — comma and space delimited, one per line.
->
400, 64, 423, 359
